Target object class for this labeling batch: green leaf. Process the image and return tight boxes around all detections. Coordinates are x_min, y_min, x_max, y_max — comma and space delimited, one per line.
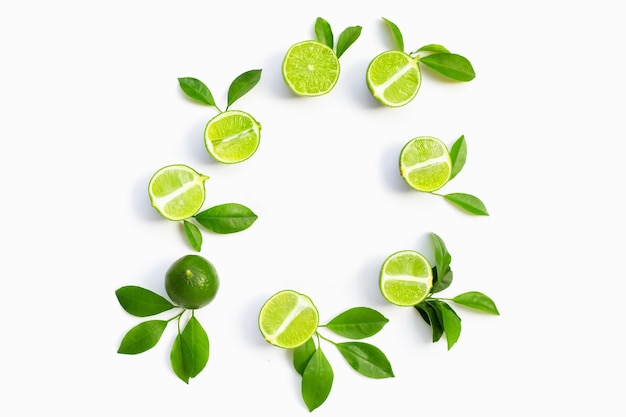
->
178, 77, 216, 107
315, 17, 333, 49
416, 302, 444, 342
432, 266, 453, 294
194, 203, 258, 234
115, 286, 175, 317
302, 348, 334, 412
170, 316, 209, 383
170, 333, 192, 384
183, 220, 202, 252
325, 307, 388, 339
440, 302, 462, 350
227, 69, 262, 108
336, 342, 394, 379
417, 44, 450, 54
444, 193, 489, 216
419, 53, 475, 81
449, 135, 467, 180
382, 17, 404, 51
431, 232, 452, 287
335, 25, 362, 58
452, 291, 500, 315
117, 320, 167, 354
181, 315, 209, 378
293, 337, 316, 376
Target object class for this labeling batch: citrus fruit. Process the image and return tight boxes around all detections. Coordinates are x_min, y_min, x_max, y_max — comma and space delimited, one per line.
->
165, 254, 219, 309
204, 110, 261, 163
366, 50, 421, 107
399, 136, 452, 192
148, 164, 209, 221
282, 40, 340, 96
379, 250, 433, 307
258, 289, 319, 349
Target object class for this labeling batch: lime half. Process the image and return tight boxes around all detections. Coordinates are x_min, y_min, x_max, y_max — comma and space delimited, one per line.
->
148, 164, 209, 221
282, 40, 340, 96
380, 250, 433, 306
258, 290, 319, 349
366, 50, 421, 107
204, 110, 261, 164
399, 136, 452, 192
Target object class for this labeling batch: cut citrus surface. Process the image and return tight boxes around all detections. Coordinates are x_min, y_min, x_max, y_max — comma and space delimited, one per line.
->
165, 254, 219, 309
366, 50, 421, 107
380, 250, 433, 307
204, 110, 261, 163
282, 40, 340, 96
258, 289, 319, 349
148, 164, 209, 221
399, 136, 452, 192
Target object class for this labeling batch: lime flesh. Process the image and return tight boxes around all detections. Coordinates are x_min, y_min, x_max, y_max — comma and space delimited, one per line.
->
380, 250, 433, 306
399, 136, 452, 192
204, 110, 261, 163
366, 50, 421, 107
258, 290, 319, 349
282, 40, 340, 96
148, 164, 209, 221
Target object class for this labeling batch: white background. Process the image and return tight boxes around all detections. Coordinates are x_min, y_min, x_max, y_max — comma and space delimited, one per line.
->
2, 1, 625, 415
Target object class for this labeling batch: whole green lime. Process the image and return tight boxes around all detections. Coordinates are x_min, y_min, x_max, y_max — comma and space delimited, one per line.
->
165, 254, 219, 309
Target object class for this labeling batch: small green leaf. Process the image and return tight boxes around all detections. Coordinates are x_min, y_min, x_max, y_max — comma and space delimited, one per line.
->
118, 320, 167, 354
293, 337, 316, 376
170, 333, 192, 384
178, 77, 216, 107
302, 348, 334, 412
431, 232, 452, 285
382, 17, 404, 51
115, 286, 175, 317
452, 291, 500, 315
335, 25, 362, 58
440, 303, 462, 350
449, 135, 467, 180
417, 44, 450, 54
432, 266, 453, 294
227, 69, 262, 108
183, 220, 202, 252
416, 302, 443, 342
419, 53, 475, 81
194, 203, 258, 234
325, 307, 388, 339
444, 193, 489, 216
315, 17, 333, 49
336, 342, 394, 379
181, 315, 209, 378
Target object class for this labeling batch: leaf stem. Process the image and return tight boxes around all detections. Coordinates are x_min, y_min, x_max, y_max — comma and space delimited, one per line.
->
315, 331, 337, 346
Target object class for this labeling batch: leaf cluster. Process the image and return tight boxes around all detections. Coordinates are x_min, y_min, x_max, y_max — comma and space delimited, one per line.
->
414, 233, 499, 350
115, 286, 211, 384
291, 307, 394, 412
178, 69, 262, 113
314, 17, 362, 59
382, 17, 475, 82
183, 202, 258, 251
434, 135, 490, 216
